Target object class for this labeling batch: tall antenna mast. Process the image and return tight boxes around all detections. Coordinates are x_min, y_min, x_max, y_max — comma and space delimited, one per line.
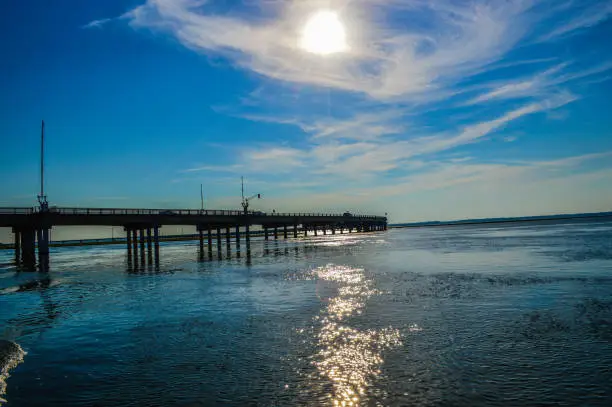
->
37, 120, 48, 211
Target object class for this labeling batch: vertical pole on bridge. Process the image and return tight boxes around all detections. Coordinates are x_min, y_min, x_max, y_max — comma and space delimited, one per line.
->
216, 228, 222, 256
283, 225, 288, 239
245, 224, 251, 261
146, 227, 153, 266
37, 229, 49, 257
126, 227, 132, 253
154, 226, 160, 266
274, 227, 278, 240
21, 229, 36, 269
264, 227, 268, 240
293, 224, 298, 238
314, 227, 318, 237
332, 226, 335, 235
146, 228, 152, 253
38, 229, 50, 272
235, 225, 241, 258
207, 227, 213, 258
199, 229, 204, 253
36, 229, 42, 257
139, 228, 146, 265
226, 227, 231, 254
139, 228, 145, 253
14, 229, 21, 264
132, 229, 138, 257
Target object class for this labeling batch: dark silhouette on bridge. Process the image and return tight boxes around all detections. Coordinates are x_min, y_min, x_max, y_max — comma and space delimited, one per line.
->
1, 206, 387, 270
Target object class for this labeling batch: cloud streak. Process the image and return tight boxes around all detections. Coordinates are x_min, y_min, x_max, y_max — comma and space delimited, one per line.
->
82, 17, 113, 29
538, 1, 612, 41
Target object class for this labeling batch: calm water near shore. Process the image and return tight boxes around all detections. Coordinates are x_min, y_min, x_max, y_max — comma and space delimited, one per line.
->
1, 219, 612, 406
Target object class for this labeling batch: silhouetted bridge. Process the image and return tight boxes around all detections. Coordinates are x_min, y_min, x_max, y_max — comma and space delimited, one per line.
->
1, 207, 387, 269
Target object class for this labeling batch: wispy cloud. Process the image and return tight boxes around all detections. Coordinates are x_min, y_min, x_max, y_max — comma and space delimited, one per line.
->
82, 17, 113, 29
183, 164, 244, 173
119, 0, 545, 100
190, 93, 576, 182
539, 1, 612, 41
466, 62, 612, 105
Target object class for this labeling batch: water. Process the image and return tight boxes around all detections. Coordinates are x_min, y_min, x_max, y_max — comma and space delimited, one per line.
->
1, 219, 611, 406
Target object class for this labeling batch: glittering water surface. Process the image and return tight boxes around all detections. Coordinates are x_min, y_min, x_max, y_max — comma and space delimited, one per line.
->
1, 219, 612, 406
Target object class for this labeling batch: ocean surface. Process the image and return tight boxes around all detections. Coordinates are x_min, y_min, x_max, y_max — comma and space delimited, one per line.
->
1, 219, 611, 406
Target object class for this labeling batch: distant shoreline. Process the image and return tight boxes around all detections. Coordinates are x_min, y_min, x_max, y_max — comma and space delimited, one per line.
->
390, 212, 612, 229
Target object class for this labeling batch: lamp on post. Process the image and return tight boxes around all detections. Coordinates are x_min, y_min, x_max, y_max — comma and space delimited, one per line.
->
241, 176, 261, 215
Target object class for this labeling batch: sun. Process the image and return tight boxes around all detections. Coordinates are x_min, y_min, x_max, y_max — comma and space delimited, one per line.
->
300, 10, 348, 55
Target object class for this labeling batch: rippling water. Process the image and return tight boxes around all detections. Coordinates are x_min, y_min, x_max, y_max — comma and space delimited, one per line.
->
1, 219, 611, 406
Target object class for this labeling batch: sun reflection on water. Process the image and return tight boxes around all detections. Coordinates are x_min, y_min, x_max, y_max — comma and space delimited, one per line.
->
309, 265, 402, 405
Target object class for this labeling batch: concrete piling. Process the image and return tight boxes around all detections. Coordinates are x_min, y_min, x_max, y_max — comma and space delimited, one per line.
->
226, 227, 231, 253
235, 225, 241, 250
207, 227, 213, 257
14, 229, 21, 263
146, 228, 152, 252
21, 229, 36, 268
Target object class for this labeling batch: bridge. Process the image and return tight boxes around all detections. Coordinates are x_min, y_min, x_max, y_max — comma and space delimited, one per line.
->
1, 207, 387, 269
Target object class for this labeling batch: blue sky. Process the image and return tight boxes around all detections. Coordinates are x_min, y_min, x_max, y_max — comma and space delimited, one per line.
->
1, 0, 612, 222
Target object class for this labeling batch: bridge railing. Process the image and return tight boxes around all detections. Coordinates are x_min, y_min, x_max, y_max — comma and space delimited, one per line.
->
0, 207, 36, 214
48, 207, 246, 216
0, 207, 386, 220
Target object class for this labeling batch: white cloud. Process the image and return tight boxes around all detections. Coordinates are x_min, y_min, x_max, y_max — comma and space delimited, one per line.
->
539, 1, 612, 41
119, 0, 542, 100
466, 62, 612, 105
198, 93, 575, 181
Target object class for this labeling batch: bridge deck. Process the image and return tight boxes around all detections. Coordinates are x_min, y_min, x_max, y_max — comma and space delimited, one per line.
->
0, 207, 387, 229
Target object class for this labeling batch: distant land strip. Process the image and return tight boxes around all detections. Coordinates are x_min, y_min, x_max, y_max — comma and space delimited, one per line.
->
390, 211, 612, 228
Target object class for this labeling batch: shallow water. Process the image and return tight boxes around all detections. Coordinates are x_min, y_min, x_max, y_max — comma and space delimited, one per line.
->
1, 219, 611, 406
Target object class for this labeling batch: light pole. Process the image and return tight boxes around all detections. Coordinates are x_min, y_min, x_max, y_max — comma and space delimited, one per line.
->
241, 176, 261, 215
200, 183, 204, 212
37, 120, 48, 212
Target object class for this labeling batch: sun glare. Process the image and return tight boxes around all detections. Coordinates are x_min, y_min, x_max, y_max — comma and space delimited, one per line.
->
300, 10, 348, 55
